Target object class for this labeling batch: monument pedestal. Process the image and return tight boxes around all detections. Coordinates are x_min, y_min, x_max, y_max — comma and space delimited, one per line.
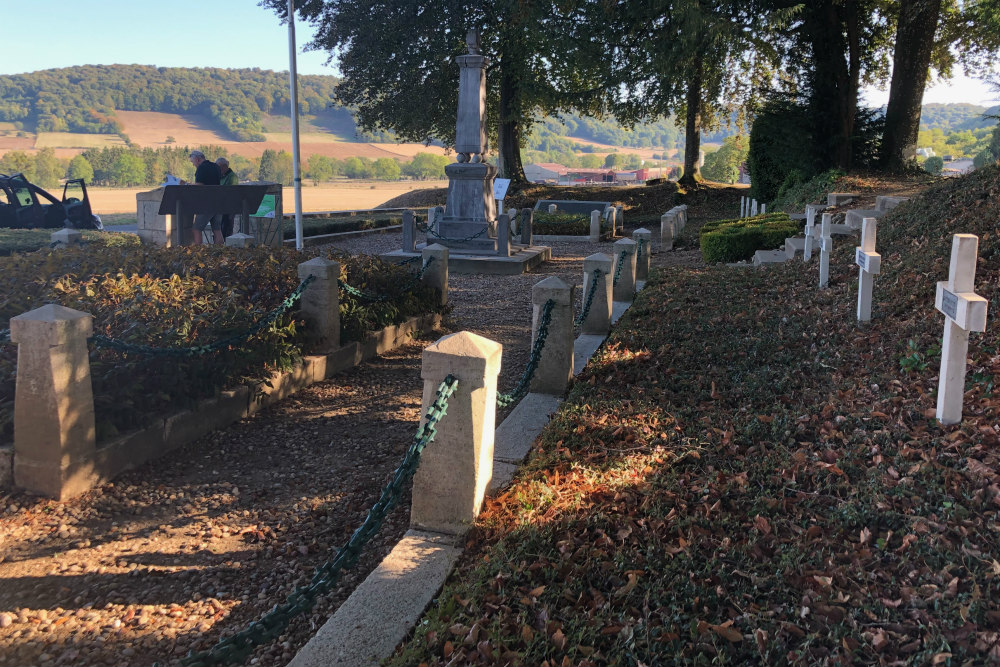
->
436, 162, 498, 253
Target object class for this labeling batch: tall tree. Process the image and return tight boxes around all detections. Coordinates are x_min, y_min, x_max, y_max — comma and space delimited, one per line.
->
266, 0, 610, 182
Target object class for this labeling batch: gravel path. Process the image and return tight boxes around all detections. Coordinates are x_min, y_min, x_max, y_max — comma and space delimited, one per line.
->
0, 224, 702, 667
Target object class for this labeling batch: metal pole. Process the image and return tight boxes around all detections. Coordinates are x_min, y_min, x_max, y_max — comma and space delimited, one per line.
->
287, 0, 304, 251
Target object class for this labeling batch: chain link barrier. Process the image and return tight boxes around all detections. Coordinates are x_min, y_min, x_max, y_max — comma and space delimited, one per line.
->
416, 219, 490, 244
167, 375, 459, 667
396, 255, 421, 266
612, 249, 627, 287
338, 257, 434, 303
89, 276, 315, 358
574, 269, 603, 326
497, 299, 554, 408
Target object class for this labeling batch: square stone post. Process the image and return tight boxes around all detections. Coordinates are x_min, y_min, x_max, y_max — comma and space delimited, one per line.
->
615, 205, 624, 232
590, 210, 601, 242
51, 228, 83, 248
530, 277, 575, 395
582, 253, 613, 334
225, 232, 255, 248
547, 204, 558, 214
633, 228, 652, 279
508, 207, 519, 236
819, 213, 832, 289
752, 200, 759, 216
606, 208, 616, 237
10, 304, 96, 500
298, 258, 341, 352
612, 238, 638, 302
677, 205, 688, 229
422, 243, 449, 306
497, 213, 511, 257
402, 210, 417, 253
935, 234, 988, 425
411, 331, 502, 535
519, 208, 533, 246
660, 212, 674, 251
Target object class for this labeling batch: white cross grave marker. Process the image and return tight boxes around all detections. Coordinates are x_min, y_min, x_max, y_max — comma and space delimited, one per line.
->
935, 234, 989, 425
740, 196, 745, 218
751, 199, 758, 216
818, 213, 832, 288
761, 203, 766, 214
803, 207, 816, 261
855, 217, 881, 322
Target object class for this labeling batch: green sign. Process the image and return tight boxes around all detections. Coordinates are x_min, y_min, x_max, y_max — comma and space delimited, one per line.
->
254, 194, 276, 218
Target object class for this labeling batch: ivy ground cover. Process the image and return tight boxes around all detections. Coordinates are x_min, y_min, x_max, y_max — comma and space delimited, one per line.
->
390, 166, 1000, 666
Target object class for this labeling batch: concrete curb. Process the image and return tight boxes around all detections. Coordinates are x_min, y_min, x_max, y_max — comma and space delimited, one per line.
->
288, 283, 648, 667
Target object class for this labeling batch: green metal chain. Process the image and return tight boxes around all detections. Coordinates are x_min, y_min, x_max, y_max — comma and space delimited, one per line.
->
417, 219, 491, 243
169, 375, 459, 667
89, 275, 315, 357
497, 299, 554, 408
396, 255, 421, 266
338, 257, 434, 302
574, 268, 603, 326
612, 249, 627, 287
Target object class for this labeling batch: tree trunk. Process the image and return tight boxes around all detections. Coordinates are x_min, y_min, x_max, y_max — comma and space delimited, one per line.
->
496, 57, 527, 183
806, 0, 855, 170
881, 0, 942, 171
678, 57, 703, 187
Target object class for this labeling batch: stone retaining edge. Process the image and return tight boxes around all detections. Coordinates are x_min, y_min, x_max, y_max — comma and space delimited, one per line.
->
0, 313, 442, 494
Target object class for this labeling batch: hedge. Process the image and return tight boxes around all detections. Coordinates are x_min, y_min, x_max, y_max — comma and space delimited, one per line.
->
283, 213, 417, 240
699, 213, 799, 263
0, 229, 140, 256
0, 245, 441, 444
532, 211, 595, 236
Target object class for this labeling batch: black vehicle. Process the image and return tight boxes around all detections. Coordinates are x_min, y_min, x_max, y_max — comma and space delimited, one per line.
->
0, 173, 102, 230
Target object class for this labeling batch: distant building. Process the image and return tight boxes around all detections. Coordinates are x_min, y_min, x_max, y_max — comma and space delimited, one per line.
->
524, 163, 568, 183
916, 147, 935, 158
525, 163, 670, 185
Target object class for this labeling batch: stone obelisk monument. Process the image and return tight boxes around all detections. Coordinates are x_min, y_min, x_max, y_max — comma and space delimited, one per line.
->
437, 29, 498, 254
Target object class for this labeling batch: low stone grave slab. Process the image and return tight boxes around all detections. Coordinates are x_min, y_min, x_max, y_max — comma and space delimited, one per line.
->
753, 249, 788, 266
784, 236, 818, 259
846, 208, 883, 230
827, 192, 859, 206
381, 245, 552, 275
876, 195, 909, 212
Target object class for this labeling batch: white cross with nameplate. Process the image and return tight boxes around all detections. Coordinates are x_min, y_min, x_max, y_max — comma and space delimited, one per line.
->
818, 213, 832, 288
855, 217, 881, 322
935, 233, 989, 425
751, 199, 758, 216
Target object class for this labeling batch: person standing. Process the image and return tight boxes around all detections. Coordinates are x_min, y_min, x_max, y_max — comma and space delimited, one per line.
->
186, 150, 221, 244
216, 157, 239, 238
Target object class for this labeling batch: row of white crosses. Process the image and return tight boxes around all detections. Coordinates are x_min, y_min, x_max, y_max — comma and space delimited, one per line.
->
739, 196, 765, 218
822, 213, 987, 425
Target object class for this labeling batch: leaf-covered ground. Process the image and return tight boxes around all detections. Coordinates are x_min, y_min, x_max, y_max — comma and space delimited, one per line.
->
387, 165, 1000, 666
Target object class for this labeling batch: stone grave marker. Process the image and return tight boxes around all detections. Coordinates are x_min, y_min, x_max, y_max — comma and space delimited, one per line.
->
935, 234, 988, 425
855, 217, 881, 322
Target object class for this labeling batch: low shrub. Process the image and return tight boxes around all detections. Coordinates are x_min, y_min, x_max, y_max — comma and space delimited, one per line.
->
0, 244, 441, 443
699, 213, 799, 263
0, 229, 139, 256
532, 211, 591, 236
283, 213, 416, 240
770, 169, 845, 212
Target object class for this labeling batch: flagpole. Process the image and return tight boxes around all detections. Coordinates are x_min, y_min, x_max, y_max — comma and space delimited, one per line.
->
287, 0, 304, 251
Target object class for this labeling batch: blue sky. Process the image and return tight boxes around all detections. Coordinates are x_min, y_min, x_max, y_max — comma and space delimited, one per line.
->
0, 0, 996, 106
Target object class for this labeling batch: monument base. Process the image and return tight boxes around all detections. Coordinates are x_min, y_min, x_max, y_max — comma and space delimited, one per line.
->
381, 245, 552, 275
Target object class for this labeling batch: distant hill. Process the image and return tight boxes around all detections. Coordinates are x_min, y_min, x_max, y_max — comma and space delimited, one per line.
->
0, 65, 346, 141
920, 103, 1000, 132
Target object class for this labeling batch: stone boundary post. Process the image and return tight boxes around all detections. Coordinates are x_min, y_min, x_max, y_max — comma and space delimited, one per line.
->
10, 304, 97, 500
678, 205, 688, 229
51, 228, 82, 248
225, 232, 255, 248
548, 204, 558, 214
590, 210, 601, 241
497, 213, 511, 257
410, 331, 502, 535
402, 210, 417, 253
615, 205, 624, 232
633, 228, 651, 279
422, 243, 449, 306
612, 238, 638, 302
660, 212, 674, 251
508, 208, 519, 236
519, 208, 533, 246
298, 258, 341, 352
582, 253, 613, 335
530, 277, 575, 395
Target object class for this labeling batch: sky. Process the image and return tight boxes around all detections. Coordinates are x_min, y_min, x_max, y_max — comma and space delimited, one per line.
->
0, 0, 996, 107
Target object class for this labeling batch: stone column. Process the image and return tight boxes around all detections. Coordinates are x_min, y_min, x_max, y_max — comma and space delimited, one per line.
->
10, 304, 96, 500
633, 228, 651, 279
298, 258, 341, 352
529, 277, 575, 395
581, 253, 613, 334
496, 213, 511, 257
422, 243, 449, 306
612, 238, 638, 302
402, 210, 417, 253
225, 232, 255, 248
660, 213, 674, 251
50, 228, 82, 248
590, 210, 601, 242
410, 331, 502, 535
519, 208, 533, 246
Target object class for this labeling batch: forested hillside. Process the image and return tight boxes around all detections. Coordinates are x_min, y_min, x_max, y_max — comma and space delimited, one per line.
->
0, 65, 340, 140
918, 103, 1000, 132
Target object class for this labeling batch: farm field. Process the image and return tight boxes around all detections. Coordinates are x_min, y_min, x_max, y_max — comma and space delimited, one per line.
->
34, 132, 126, 149
86, 180, 450, 214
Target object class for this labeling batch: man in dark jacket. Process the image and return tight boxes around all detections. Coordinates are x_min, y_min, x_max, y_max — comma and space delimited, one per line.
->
187, 150, 222, 244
